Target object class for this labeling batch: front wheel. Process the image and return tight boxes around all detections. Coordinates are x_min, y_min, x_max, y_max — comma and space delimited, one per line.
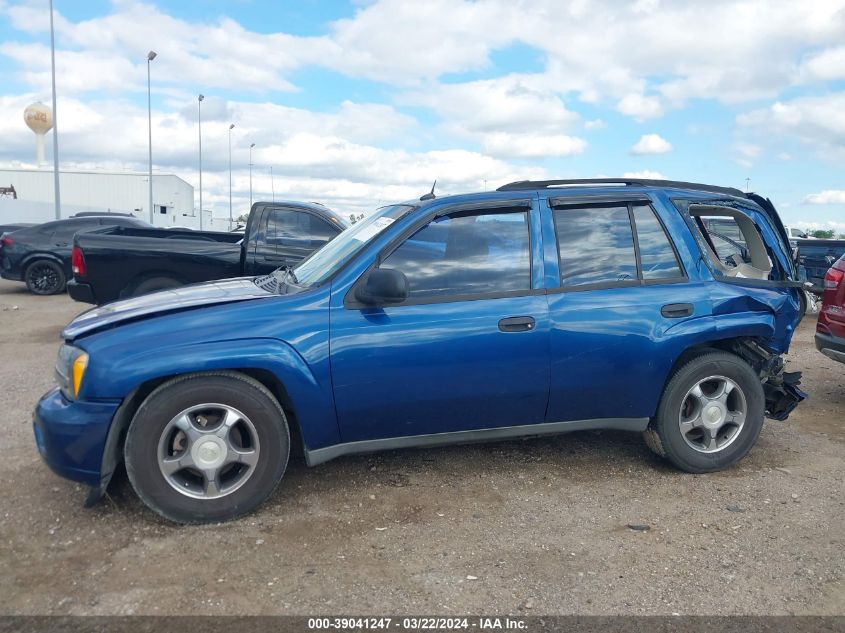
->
644, 351, 765, 473
124, 372, 290, 523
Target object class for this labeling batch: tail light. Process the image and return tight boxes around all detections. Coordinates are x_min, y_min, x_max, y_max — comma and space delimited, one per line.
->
0, 236, 13, 247
71, 245, 86, 276
824, 267, 843, 290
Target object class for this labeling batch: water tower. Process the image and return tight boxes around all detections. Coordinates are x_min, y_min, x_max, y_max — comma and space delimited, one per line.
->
24, 102, 54, 165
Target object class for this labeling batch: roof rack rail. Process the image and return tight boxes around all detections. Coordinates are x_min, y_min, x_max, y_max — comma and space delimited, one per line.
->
496, 178, 745, 197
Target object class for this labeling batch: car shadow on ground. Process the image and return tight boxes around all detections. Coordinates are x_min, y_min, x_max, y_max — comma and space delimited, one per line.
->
91, 429, 690, 526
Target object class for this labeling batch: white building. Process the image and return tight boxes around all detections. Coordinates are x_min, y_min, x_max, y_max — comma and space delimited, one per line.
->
0, 167, 213, 229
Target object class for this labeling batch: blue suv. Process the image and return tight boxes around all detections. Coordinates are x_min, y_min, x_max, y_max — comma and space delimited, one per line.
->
34, 179, 806, 523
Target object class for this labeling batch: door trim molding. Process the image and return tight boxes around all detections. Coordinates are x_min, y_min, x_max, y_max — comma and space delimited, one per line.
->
304, 417, 649, 466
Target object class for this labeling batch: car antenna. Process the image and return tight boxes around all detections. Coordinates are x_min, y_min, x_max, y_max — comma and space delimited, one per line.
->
420, 180, 437, 201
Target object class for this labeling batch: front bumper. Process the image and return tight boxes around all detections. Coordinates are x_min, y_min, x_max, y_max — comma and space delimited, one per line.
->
815, 331, 845, 364
66, 280, 96, 304
33, 388, 121, 486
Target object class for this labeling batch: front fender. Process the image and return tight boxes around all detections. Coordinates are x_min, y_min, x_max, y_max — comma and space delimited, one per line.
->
83, 337, 340, 451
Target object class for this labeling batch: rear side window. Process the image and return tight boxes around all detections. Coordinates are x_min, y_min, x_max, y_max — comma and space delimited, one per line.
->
554, 206, 637, 286
382, 210, 531, 300
632, 206, 683, 279
266, 210, 337, 251
53, 220, 100, 239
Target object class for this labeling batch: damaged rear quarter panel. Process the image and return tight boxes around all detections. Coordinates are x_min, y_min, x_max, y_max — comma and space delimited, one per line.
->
709, 281, 800, 354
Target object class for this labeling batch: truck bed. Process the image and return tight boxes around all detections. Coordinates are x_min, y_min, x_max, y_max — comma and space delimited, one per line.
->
70, 227, 244, 304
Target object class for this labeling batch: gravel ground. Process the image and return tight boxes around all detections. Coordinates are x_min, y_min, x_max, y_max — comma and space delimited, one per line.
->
0, 279, 842, 616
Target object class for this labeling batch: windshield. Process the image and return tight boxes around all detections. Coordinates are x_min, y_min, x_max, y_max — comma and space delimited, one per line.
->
294, 204, 414, 286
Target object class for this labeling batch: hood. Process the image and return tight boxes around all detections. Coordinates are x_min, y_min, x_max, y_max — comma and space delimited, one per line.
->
63, 277, 272, 340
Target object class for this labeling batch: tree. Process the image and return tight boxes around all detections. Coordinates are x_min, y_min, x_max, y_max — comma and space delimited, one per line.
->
810, 229, 835, 239
236, 212, 250, 224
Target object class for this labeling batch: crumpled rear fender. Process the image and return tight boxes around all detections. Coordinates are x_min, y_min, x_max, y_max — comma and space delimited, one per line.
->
710, 282, 801, 355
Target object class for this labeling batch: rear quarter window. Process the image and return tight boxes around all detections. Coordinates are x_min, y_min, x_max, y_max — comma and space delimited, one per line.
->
554, 206, 637, 286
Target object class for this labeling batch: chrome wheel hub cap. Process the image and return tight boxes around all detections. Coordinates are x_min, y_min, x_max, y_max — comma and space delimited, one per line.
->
157, 403, 260, 500
678, 375, 747, 454
193, 436, 227, 470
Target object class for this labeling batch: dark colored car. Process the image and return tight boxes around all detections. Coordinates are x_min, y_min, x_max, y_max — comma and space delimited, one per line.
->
34, 178, 806, 523
0, 222, 37, 235
815, 254, 845, 364
68, 201, 347, 305
1, 215, 151, 295
797, 238, 845, 293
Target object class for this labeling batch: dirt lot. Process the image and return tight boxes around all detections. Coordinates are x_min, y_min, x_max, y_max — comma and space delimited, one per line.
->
0, 278, 842, 616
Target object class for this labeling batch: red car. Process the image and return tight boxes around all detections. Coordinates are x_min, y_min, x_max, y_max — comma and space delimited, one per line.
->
816, 254, 845, 364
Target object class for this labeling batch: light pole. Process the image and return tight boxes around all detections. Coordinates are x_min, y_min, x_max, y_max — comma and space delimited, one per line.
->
249, 142, 255, 211
269, 166, 275, 202
228, 123, 235, 230
49, 0, 61, 220
197, 94, 204, 230
146, 50, 157, 224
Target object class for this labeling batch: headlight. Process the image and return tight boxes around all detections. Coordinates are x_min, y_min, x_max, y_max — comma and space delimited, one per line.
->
55, 344, 89, 400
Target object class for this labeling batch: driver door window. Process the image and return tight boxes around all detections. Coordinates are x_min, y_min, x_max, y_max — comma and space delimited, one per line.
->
380, 209, 531, 302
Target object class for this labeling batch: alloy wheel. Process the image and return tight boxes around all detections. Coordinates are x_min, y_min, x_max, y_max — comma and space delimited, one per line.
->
678, 375, 747, 454
157, 403, 260, 499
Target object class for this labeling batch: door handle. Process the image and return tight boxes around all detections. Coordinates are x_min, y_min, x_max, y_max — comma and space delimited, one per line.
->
498, 316, 536, 332
661, 303, 694, 318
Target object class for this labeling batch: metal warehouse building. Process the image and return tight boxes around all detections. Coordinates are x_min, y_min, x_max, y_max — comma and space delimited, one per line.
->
0, 167, 204, 228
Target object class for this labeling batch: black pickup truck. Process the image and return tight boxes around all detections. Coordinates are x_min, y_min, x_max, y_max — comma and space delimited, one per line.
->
797, 238, 845, 293
68, 201, 348, 305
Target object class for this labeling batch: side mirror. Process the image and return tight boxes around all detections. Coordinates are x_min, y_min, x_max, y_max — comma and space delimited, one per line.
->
355, 268, 409, 305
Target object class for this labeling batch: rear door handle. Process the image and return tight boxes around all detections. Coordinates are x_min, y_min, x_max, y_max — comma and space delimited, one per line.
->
661, 303, 694, 318
498, 316, 536, 332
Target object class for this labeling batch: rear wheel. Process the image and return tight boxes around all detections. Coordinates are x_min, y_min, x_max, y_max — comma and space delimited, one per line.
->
128, 275, 183, 298
124, 372, 290, 523
25, 260, 66, 295
644, 351, 765, 473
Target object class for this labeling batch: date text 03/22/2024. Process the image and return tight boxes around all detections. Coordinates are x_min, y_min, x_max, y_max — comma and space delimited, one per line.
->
306, 617, 528, 630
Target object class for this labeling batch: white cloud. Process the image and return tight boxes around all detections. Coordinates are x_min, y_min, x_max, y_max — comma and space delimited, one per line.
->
630, 133, 672, 155
737, 92, 845, 158
481, 133, 586, 158
400, 76, 585, 157
4, 1, 323, 94
617, 94, 664, 121
804, 190, 845, 204
799, 46, 845, 81
3, 0, 845, 214
623, 170, 666, 179
733, 143, 761, 168
0, 93, 549, 214
6, 0, 845, 117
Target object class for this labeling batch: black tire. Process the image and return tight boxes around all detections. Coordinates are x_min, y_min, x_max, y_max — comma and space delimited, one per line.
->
644, 351, 765, 473
25, 260, 66, 295
795, 291, 807, 325
128, 276, 183, 298
124, 372, 290, 523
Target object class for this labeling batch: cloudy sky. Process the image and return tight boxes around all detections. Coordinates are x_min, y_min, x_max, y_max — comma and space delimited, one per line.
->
0, 0, 844, 230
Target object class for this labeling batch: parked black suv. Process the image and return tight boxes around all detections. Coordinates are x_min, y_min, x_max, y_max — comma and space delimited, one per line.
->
0, 215, 150, 295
